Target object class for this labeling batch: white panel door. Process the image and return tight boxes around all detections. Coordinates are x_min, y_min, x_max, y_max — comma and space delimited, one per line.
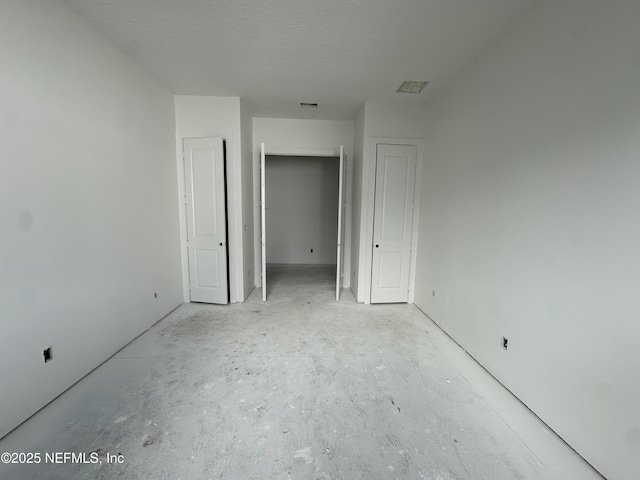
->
370, 144, 417, 303
336, 146, 346, 301
184, 137, 228, 304
260, 142, 267, 301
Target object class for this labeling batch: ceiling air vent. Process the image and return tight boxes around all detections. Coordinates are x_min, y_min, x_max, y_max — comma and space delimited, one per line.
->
396, 81, 429, 94
300, 102, 318, 108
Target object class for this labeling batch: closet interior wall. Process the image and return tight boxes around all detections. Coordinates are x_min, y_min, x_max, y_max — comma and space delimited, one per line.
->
265, 155, 340, 266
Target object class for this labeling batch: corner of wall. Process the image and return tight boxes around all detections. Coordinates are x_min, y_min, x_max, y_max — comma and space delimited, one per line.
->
0, 0, 181, 438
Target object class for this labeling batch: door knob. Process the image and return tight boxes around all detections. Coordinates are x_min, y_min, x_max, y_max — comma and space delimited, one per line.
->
219, 242, 223, 246
375, 244, 379, 248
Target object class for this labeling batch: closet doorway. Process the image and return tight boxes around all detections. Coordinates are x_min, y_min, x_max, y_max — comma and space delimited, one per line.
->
260, 144, 346, 301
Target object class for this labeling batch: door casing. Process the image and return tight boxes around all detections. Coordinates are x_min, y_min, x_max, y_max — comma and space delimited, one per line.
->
258, 145, 347, 301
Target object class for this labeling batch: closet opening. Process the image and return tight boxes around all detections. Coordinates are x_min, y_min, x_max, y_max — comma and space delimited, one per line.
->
260, 145, 346, 302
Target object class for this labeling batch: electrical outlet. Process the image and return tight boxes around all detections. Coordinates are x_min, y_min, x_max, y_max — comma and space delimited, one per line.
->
502, 337, 508, 350
43, 347, 52, 363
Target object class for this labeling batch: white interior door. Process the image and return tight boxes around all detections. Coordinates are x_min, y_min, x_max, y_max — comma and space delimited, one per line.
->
184, 137, 228, 304
370, 144, 417, 303
260, 142, 267, 301
336, 146, 346, 301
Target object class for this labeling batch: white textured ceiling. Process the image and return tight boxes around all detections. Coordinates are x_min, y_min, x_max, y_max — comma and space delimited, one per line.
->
63, 0, 534, 120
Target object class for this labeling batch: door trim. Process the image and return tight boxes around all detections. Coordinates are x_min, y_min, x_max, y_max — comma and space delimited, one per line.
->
260, 143, 267, 301
264, 146, 340, 157
336, 146, 346, 301
258, 144, 346, 302
363, 137, 423, 304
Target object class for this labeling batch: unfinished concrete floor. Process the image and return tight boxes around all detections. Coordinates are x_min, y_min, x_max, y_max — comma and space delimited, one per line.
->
0, 265, 603, 480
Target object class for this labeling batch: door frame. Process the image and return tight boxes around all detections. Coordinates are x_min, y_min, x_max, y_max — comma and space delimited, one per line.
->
260, 143, 266, 301
336, 146, 346, 301
362, 137, 423, 304
256, 145, 347, 300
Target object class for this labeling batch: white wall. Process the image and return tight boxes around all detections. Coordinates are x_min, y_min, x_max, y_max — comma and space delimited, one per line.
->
350, 107, 365, 298
362, 101, 426, 140
253, 118, 354, 286
174, 95, 249, 303
253, 118, 354, 152
354, 101, 425, 303
0, 0, 182, 438
414, 1, 640, 479
240, 100, 255, 298
265, 156, 340, 264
